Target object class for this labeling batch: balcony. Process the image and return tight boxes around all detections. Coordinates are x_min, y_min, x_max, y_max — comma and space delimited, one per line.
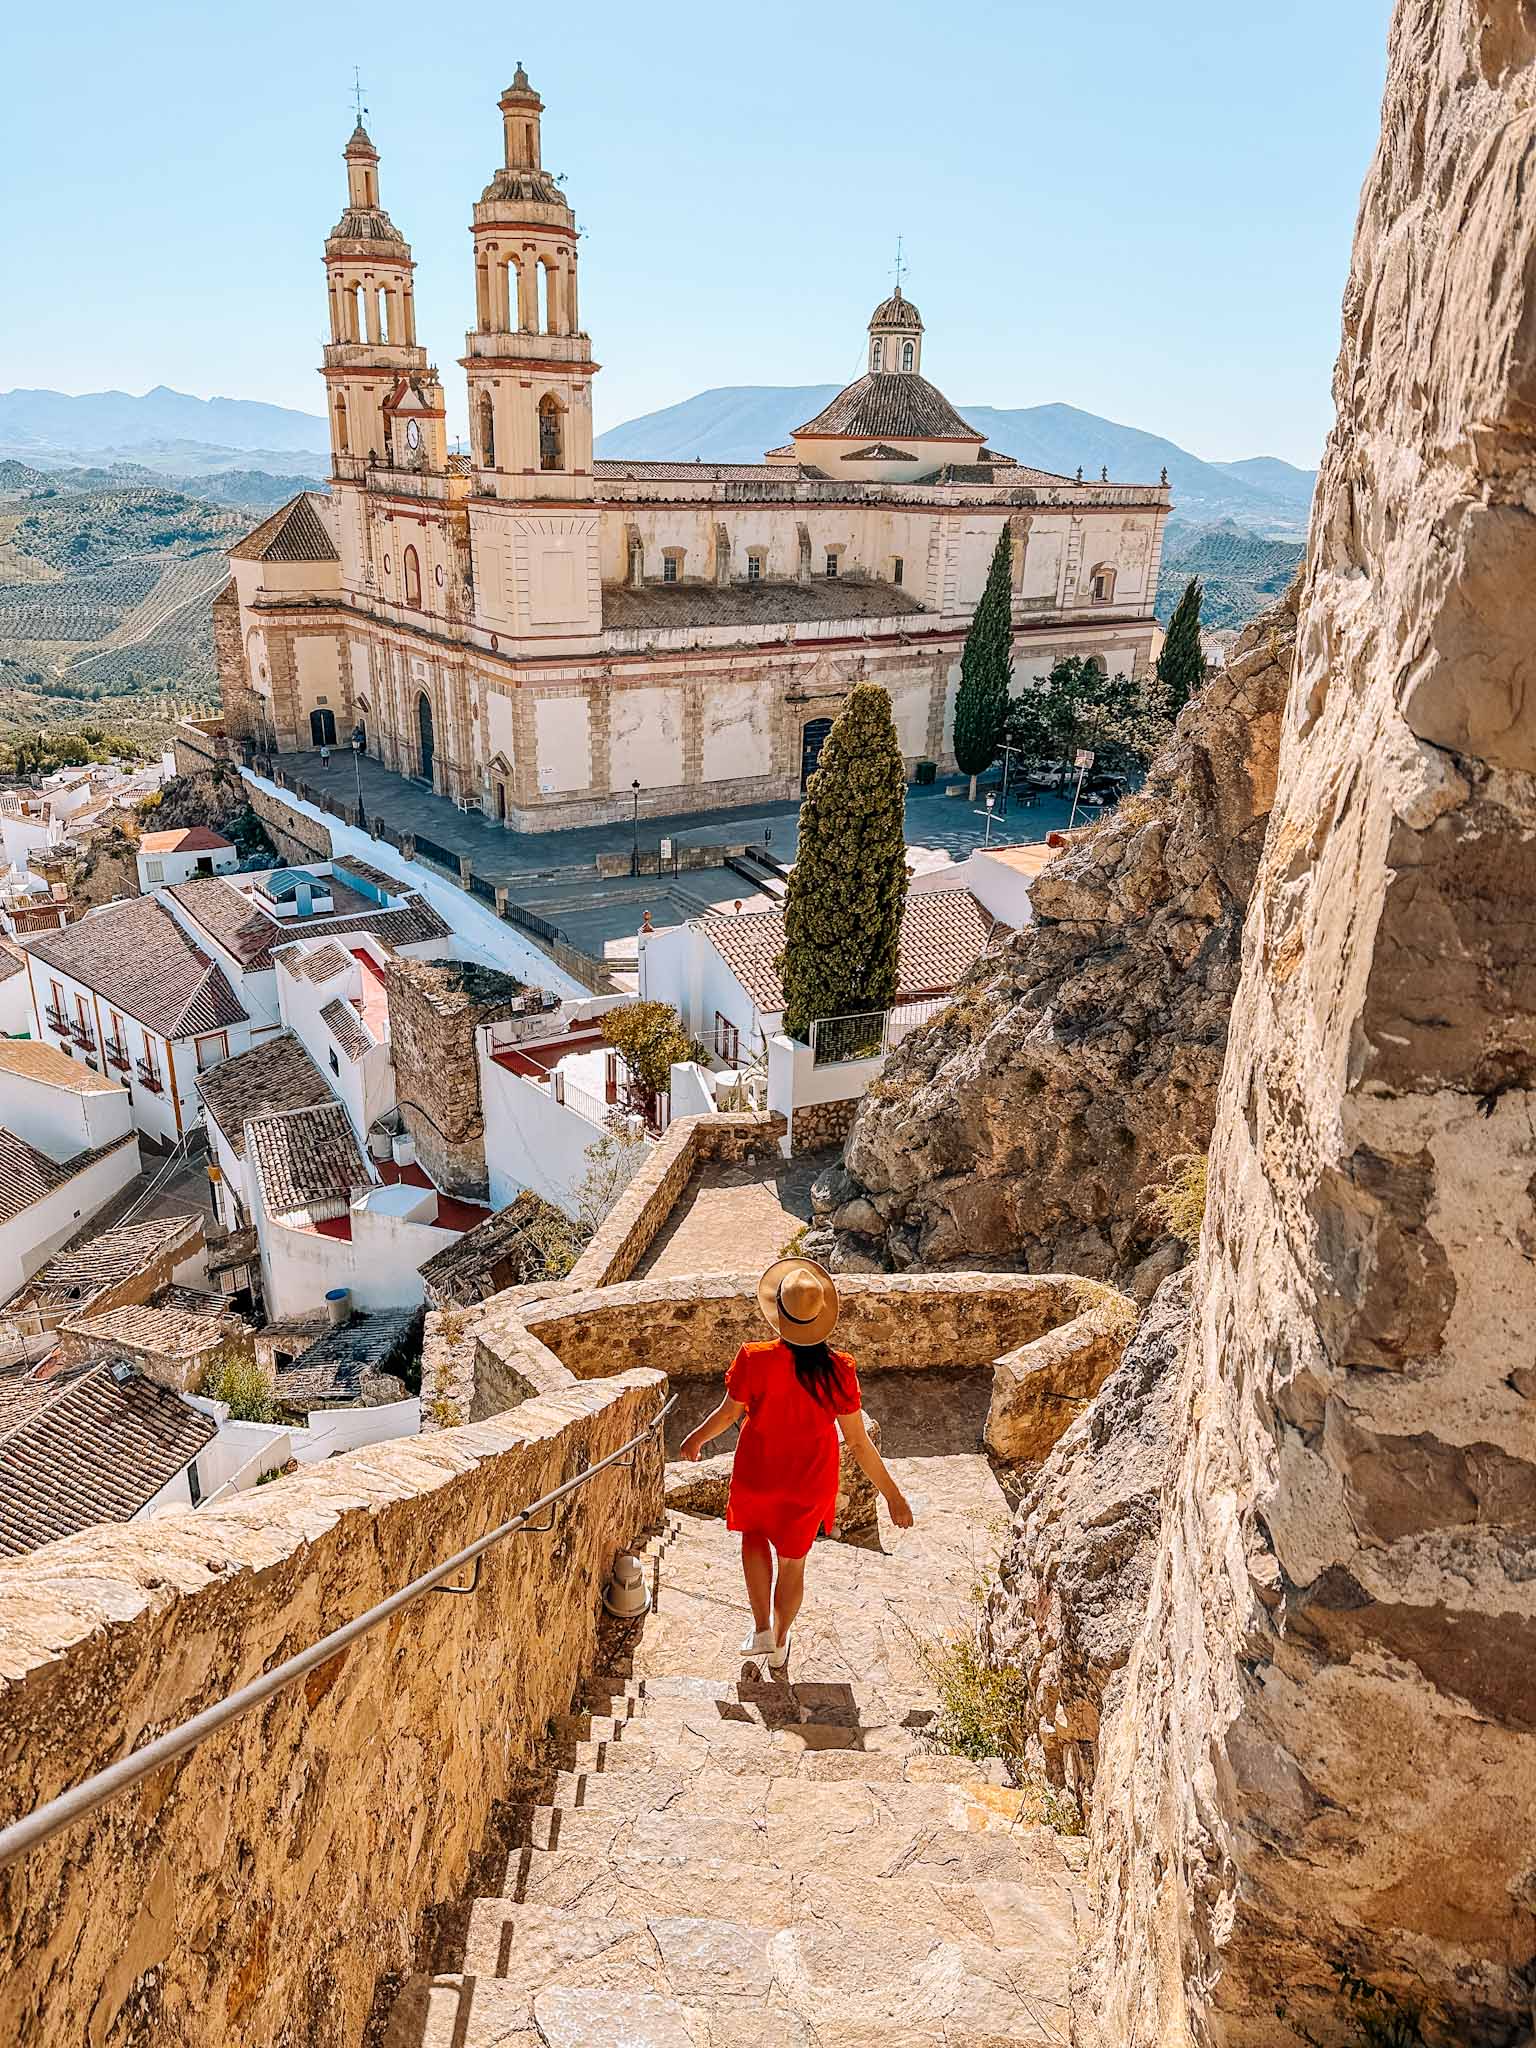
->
70, 1020, 96, 1053
43, 1005, 68, 1036
136, 1060, 165, 1094
104, 1036, 130, 1072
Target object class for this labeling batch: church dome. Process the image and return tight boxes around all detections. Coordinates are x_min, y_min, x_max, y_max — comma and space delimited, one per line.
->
869, 288, 923, 332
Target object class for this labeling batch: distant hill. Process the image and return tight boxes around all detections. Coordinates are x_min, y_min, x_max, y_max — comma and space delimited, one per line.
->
0, 386, 329, 461
597, 388, 1316, 535
0, 460, 309, 743
1156, 518, 1305, 630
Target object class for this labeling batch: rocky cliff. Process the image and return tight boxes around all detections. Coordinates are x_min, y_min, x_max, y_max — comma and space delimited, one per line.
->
836, 589, 1293, 1290
1076, 3, 1536, 2040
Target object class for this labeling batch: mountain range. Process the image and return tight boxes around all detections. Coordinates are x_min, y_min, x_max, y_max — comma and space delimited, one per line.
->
2, 386, 1315, 532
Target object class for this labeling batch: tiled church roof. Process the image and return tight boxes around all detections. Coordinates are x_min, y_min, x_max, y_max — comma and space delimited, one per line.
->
793, 373, 981, 444
228, 494, 339, 566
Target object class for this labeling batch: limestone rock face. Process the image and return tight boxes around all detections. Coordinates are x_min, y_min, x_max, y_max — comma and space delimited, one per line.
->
839, 591, 1293, 1282
1082, 6, 1536, 2040
982, 1269, 1189, 1806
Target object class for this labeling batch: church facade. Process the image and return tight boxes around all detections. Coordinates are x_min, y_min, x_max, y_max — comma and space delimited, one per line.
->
217, 70, 1170, 831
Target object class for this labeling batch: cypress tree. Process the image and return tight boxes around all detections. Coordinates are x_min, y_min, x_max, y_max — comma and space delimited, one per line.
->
1156, 576, 1207, 717
952, 526, 1014, 798
781, 681, 909, 1043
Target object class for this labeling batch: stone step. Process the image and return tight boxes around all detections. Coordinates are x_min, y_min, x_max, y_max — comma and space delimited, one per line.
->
561, 1701, 941, 1760
545, 1767, 1016, 1824
386, 1911, 1073, 2046
499, 1853, 1084, 1940
581, 1670, 939, 1728
568, 1726, 1003, 1785
519, 1790, 1059, 1883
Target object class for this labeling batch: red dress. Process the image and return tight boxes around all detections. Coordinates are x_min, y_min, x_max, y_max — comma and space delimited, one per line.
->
724, 1341, 862, 1556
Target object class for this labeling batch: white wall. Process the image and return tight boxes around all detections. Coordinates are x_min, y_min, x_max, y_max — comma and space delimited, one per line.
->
0, 1066, 133, 1161
638, 921, 777, 1060
478, 1044, 619, 1218
275, 944, 395, 1148
766, 1032, 885, 1160
908, 848, 1039, 929
258, 1195, 458, 1320
0, 1137, 140, 1298
0, 970, 31, 1039
136, 845, 238, 892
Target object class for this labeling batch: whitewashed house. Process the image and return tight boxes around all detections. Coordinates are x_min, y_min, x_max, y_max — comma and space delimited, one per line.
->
272, 933, 396, 1149
21, 894, 252, 1147
135, 826, 239, 892
0, 942, 32, 1038
475, 994, 641, 1217
0, 1103, 141, 1303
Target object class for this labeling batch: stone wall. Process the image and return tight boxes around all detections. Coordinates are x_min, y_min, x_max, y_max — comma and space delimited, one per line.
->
454, 1268, 1134, 1465
171, 716, 233, 779
568, 1111, 787, 1289
1082, 6, 1536, 2039
241, 779, 333, 866
385, 957, 527, 1199
790, 1097, 858, 1155
0, 1370, 665, 2048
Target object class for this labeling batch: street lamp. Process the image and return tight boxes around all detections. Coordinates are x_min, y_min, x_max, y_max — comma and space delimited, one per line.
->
983, 789, 996, 848
350, 724, 367, 831
630, 778, 641, 874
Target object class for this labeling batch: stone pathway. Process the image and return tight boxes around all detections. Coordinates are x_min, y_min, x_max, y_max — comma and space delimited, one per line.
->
383, 1375, 1086, 2046
633, 1158, 820, 1282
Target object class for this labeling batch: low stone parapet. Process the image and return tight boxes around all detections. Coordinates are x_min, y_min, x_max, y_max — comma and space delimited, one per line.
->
0, 1369, 666, 2046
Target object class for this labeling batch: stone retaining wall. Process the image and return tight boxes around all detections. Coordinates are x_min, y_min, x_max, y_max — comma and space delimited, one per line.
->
243, 779, 333, 866
0, 1370, 665, 2048
569, 1111, 787, 1289
790, 1098, 858, 1154
454, 1269, 1136, 1461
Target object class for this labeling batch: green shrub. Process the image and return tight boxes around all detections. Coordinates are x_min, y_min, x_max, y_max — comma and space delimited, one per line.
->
200, 1346, 277, 1424
1149, 1152, 1208, 1249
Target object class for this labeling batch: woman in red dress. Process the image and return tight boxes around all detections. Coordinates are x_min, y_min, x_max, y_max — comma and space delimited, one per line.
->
679, 1257, 914, 1670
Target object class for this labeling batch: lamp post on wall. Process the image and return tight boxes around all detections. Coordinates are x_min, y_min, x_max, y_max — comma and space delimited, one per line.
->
350, 725, 367, 831
630, 778, 641, 876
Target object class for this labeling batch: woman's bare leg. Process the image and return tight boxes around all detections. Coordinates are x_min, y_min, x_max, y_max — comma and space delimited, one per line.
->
772, 1551, 807, 1646
741, 1533, 773, 1632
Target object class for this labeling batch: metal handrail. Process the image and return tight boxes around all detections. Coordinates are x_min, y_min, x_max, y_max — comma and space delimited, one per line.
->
0, 1391, 675, 1873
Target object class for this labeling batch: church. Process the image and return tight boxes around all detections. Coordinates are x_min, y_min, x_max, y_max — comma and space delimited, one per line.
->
217, 69, 1170, 830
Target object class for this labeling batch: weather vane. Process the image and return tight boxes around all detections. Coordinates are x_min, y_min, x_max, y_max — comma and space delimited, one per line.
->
352, 67, 368, 125
894, 234, 906, 293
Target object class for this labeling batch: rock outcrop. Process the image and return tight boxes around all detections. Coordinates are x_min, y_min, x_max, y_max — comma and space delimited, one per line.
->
1080, 5, 1536, 2040
836, 592, 1294, 1287
982, 1268, 1189, 1807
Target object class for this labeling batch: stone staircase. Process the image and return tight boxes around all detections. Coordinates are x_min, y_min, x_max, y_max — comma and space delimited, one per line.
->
384, 1485, 1087, 2048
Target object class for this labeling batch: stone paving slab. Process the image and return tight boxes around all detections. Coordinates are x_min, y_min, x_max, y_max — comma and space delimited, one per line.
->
636, 1158, 819, 1284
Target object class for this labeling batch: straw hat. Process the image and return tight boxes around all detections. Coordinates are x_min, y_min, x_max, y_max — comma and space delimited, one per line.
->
756, 1256, 841, 1347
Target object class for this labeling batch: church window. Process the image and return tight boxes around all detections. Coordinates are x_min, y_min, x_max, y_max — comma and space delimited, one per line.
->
825, 550, 840, 578
747, 552, 763, 582
379, 289, 391, 343
663, 554, 680, 583
901, 340, 915, 372
1089, 564, 1117, 603
403, 546, 422, 608
478, 394, 496, 467
893, 556, 904, 586
349, 284, 365, 342
538, 394, 564, 471
334, 398, 349, 454
871, 339, 884, 372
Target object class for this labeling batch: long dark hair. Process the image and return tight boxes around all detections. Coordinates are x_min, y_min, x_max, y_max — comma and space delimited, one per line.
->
788, 1339, 844, 1411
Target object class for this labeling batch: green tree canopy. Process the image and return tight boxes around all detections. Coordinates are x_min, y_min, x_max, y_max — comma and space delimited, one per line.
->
601, 1001, 706, 1097
1005, 657, 1172, 784
953, 527, 1014, 796
781, 680, 909, 1042
1155, 577, 1208, 718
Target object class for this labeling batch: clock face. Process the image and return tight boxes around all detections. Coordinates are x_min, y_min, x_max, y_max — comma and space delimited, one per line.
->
406, 419, 421, 449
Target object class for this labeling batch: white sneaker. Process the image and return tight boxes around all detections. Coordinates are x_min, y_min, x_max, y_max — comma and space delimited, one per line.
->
741, 1626, 774, 1659
767, 1635, 791, 1671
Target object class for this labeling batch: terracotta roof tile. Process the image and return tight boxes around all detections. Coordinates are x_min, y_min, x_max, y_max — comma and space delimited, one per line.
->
8, 1213, 206, 1316
139, 826, 235, 854
0, 1040, 123, 1095
0, 1364, 218, 1558
602, 579, 928, 631
167, 874, 448, 974
0, 1129, 74, 1225
197, 1033, 332, 1158
320, 997, 374, 1061
245, 1100, 368, 1218
700, 888, 994, 1016
23, 896, 248, 1039
793, 373, 980, 444
594, 460, 823, 483
0, 939, 26, 985
228, 492, 338, 565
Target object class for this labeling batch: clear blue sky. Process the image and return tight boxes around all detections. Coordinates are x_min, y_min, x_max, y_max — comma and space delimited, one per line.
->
3, 0, 1392, 465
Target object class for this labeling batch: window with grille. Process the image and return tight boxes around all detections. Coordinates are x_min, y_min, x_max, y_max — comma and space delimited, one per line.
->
747, 553, 763, 582
825, 551, 839, 578
663, 554, 681, 584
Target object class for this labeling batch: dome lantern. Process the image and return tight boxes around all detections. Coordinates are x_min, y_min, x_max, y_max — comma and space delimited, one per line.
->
867, 286, 924, 374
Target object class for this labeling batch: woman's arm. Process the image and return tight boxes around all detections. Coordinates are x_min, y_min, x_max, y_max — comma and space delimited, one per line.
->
679, 1395, 746, 1463
836, 1409, 914, 1528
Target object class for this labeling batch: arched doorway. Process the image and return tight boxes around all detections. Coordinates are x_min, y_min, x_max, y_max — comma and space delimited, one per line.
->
416, 692, 435, 786
495, 782, 507, 824
309, 707, 337, 748
800, 717, 834, 790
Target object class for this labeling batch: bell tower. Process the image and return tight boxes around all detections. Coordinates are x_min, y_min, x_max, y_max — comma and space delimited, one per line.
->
463, 68, 602, 646
321, 122, 442, 474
